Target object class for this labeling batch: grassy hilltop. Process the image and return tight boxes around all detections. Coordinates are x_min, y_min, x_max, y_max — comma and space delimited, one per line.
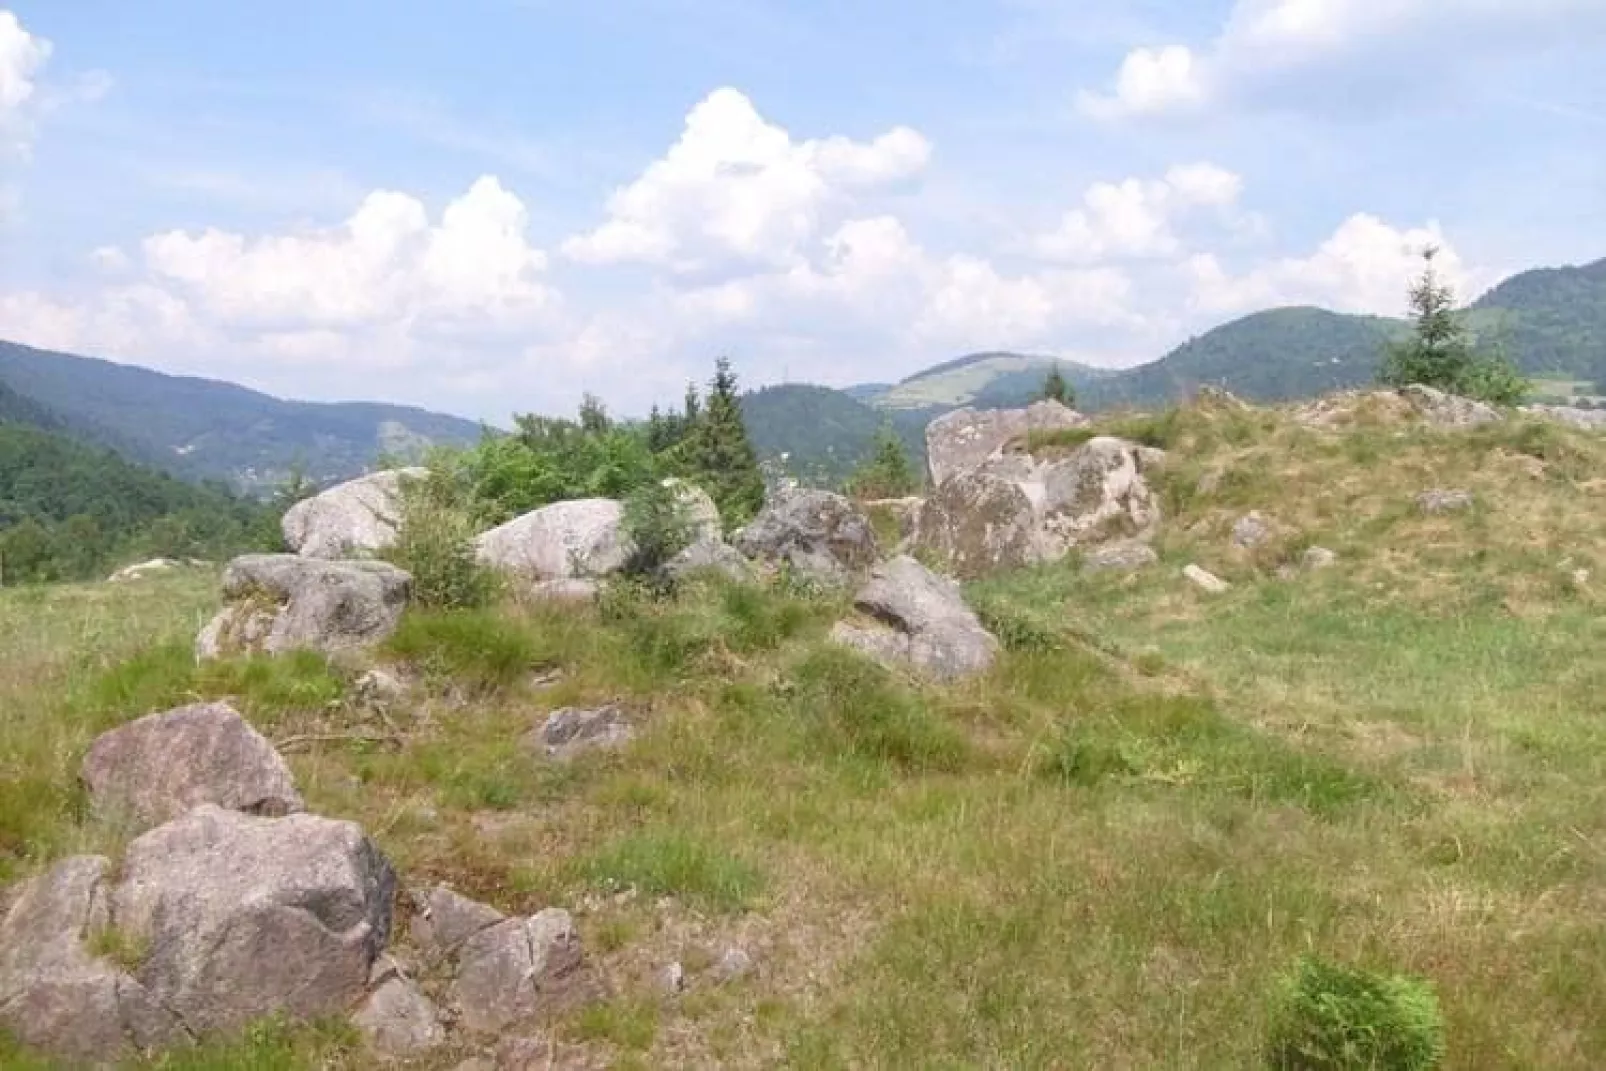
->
5, 393, 1606, 1068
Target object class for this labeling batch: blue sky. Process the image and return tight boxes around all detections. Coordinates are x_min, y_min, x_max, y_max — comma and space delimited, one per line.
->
1, 0, 1603, 421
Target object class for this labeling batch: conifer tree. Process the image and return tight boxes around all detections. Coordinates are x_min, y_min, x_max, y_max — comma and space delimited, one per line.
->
684, 357, 765, 525
1379, 247, 1526, 404
1040, 362, 1074, 407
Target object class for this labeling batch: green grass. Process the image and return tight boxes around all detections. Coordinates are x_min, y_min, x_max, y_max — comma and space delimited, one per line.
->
7, 396, 1606, 1068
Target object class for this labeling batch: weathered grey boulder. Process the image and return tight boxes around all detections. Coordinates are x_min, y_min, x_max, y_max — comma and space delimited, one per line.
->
1231, 511, 1273, 550
195, 554, 411, 659
1417, 488, 1475, 515
662, 478, 723, 544
475, 499, 628, 583
411, 885, 507, 962
830, 556, 999, 682
451, 910, 585, 1035
529, 705, 635, 761
0, 856, 184, 1064
1083, 541, 1159, 573
1524, 404, 1606, 430
915, 437, 1161, 579
926, 400, 1087, 487
733, 488, 879, 587
112, 805, 396, 1036
80, 702, 302, 829
282, 468, 427, 560
1398, 384, 1503, 428
353, 974, 446, 1058
662, 539, 754, 584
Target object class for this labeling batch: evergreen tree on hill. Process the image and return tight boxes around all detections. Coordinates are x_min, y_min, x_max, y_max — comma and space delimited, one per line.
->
683, 358, 765, 527
1040, 363, 1075, 407
1379, 247, 1527, 405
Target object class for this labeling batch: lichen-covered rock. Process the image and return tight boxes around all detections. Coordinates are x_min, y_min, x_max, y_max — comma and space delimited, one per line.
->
830, 556, 999, 682
196, 554, 410, 659
80, 702, 301, 829
0, 856, 183, 1065
112, 805, 396, 1036
733, 488, 879, 587
1231, 511, 1273, 550
925, 400, 1087, 487
1035, 436, 1162, 549
913, 471, 1038, 580
529, 705, 635, 761
451, 910, 585, 1035
475, 499, 628, 583
281, 468, 427, 559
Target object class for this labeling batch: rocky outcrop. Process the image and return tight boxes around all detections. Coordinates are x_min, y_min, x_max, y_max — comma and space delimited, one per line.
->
915, 436, 1162, 579
1295, 386, 1502, 431
281, 468, 427, 560
80, 702, 302, 829
1, 806, 398, 1064
475, 499, 629, 583
1231, 511, 1273, 550
1524, 404, 1606, 430
925, 400, 1087, 487
112, 805, 396, 1036
195, 554, 411, 659
1397, 385, 1503, 428
733, 488, 879, 587
830, 556, 999, 682
451, 910, 586, 1035
0, 856, 184, 1064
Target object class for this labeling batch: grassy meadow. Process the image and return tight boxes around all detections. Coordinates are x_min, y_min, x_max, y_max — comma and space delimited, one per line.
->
4, 397, 1606, 1068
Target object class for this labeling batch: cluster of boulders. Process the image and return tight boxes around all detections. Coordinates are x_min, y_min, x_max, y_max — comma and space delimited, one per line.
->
0, 700, 592, 1066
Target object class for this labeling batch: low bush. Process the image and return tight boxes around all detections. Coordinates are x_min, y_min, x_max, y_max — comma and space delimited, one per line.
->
1267, 955, 1445, 1070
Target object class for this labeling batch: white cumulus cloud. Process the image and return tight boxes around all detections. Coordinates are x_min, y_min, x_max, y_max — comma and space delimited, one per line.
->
1036, 163, 1245, 263
562, 87, 931, 274
0, 8, 50, 155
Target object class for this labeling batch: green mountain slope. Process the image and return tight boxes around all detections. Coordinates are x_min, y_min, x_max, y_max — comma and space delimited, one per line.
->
874, 352, 1111, 411
1467, 257, 1606, 382
0, 341, 487, 492
0, 420, 271, 582
740, 384, 926, 486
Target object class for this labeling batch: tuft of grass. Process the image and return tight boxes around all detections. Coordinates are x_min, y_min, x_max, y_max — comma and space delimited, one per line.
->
86, 924, 150, 972
574, 998, 660, 1051
385, 607, 541, 693
577, 829, 764, 913
785, 646, 970, 773
1267, 955, 1446, 1070
136, 1015, 360, 1070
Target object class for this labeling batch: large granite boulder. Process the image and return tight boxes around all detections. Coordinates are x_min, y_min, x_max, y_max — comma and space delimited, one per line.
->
925, 400, 1087, 488
0, 856, 184, 1064
475, 499, 629, 583
451, 909, 586, 1035
281, 468, 428, 559
80, 702, 302, 829
195, 554, 411, 659
733, 488, 879, 587
112, 806, 396, 1036
915, 436, 1161, 579
830, 556, 999, 681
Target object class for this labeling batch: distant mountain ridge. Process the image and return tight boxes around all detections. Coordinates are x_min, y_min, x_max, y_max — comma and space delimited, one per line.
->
0, 341, 487, 493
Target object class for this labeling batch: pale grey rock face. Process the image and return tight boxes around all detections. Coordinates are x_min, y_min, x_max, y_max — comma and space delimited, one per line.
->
1301, 546, 1338, 571
1184, 564, 1230, 594
282, 468, 428, 559
733, 488, 879, 587
475, 499, 629, 582
80, 701, 302, 829
830, 556, 999, 682
196, 554, 410, 659
112, 805, 396, 1036
1397, 385, 1503, 428
1231, 511, 1272, 550
662, 539, 755, 584
451, 909, 585, 1035
353, 974, 446, 1057
925, 400, 1087, 488
410, 884, 507, 963
914, 471, 1040, 580
0, 856, 184, 1065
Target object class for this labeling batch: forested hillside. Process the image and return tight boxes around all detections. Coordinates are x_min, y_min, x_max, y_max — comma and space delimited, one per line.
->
740, 384, 926, 485
1468, 257, 1606, 381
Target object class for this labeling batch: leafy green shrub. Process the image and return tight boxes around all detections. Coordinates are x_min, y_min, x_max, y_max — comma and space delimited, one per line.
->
383, 470, 499, 610
385, 609, 539, 694
622, 479, 694, 577
1266, 956, 1445, 1070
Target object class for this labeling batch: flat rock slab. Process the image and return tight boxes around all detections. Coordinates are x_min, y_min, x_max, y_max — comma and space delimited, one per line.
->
451, 910, 586, 1035
80, 701, 302, 830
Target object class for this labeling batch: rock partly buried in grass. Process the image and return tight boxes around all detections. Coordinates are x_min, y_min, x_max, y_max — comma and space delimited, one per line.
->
80, 701, 302, 829
355, 668, 408, 705
1524, 404, 1606, 430
916, 436, 1162, 579
710, 945, 755, 983
1083, 541, 1159, 574
830, 556, 1000, 682
1398, 384, 1503, 429
112, 804, 397, 1037
353, 971, 446, 1058
475, 498, 630, 584
0, 856, 185, 1064
1231, 511, 1273, 550
529, 704, 636, 761
281, 468, 427, 560
1416, 488, 1475, 515
106, 557, 183, 583
1184, 564, 1230, 594
733, 487, 880, 588
661, 538, 755, 584
411, 885, 508, 963
1302, 546, 1338, 571
451, 909, 586, 1035
196, 554, 411, 659
925, 400, 1087, 487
